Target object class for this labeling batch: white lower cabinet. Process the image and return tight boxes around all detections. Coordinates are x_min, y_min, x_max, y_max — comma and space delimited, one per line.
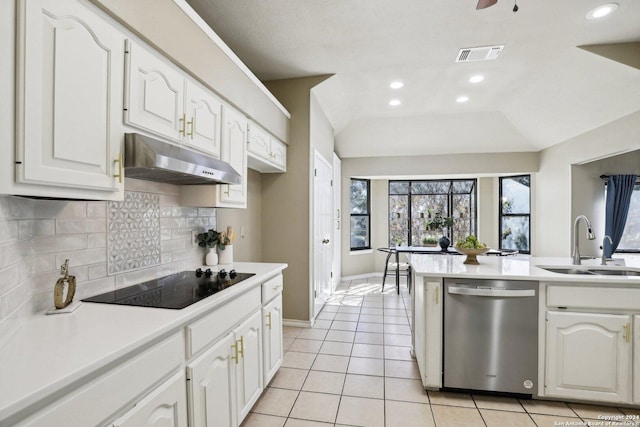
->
413, 277, 443, 389
187, 310, 263, 427
262, 294, 283, 385
111, 372, 188, 427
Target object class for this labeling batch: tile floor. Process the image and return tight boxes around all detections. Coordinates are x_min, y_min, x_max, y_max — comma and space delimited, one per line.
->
242, 276, 640, 427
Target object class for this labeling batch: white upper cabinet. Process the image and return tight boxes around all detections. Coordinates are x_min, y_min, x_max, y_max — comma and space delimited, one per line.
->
247, 122, 287, 173
125, 40, 223, 158
218, 106, 248, 207
17, 0, 124, 193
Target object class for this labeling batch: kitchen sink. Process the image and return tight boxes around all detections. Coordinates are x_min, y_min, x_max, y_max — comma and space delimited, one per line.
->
537, 265, 640, 276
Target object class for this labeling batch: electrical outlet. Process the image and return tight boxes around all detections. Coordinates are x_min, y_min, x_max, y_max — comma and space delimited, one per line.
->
191, 230, 199, 247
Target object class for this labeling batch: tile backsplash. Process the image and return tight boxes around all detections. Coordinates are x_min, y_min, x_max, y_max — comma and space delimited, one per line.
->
0, 179, 216, 328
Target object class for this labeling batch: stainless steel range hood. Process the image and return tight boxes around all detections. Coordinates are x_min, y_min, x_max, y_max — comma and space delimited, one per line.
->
124, 133, 241, 185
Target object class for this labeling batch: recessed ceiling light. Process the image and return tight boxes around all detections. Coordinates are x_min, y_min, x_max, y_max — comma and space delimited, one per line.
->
469, 75, 485, 83
390, 81, 404, 89
456, 96, 469, 103
586, 3, 619, 20
389, 99, 401, 106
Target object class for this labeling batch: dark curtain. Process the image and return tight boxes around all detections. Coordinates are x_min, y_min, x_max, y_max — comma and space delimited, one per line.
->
604, 174, 637, 257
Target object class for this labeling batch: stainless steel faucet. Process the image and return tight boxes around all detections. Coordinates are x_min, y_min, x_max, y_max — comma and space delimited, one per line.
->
572, 215, 596, 265
600, 235, 613, 266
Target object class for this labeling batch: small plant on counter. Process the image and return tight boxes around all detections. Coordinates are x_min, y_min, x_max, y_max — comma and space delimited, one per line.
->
197, 229, 220, 248
218, 226, 237, 250
422, 236, 439, 245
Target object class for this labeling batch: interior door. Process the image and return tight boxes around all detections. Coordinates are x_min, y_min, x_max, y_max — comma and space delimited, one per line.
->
332, 153, 342, 291
313, 151, 333, 319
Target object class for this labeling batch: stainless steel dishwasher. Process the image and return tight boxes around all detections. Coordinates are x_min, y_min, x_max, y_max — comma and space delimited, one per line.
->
443, 278, 538, 396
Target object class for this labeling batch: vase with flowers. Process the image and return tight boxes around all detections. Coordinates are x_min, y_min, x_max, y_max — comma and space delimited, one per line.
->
197, 229, 220, 266
425, 210, 454, 251
217, 226, 237, 265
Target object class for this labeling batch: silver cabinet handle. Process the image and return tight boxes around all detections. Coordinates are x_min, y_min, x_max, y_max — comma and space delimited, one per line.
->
448, 286, 535, 298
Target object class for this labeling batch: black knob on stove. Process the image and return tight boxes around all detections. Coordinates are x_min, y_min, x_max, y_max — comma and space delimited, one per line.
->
195, 268, 203, 277
229, 269, 237, 279
218, 269, 227, 279
205, 268, 213, 278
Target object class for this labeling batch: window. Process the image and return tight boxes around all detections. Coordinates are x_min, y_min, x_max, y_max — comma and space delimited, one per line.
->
499, 175, 531, 254
350, 179, 370, 250
609, 181, 640, 252
388, 179, 477, 247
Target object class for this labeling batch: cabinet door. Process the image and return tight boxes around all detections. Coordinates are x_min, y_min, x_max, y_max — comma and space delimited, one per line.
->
187, 332, 237, 427
247, 124, 271, 162
634, 315, 639, 405
218, 106, 248, 207
235, 310, 263, 423
125, 40, 184, 143
18, 0, 123, 191
184, 79, 222, 158
546, 311, 631, 403
111, 372, 188, 427
270, 138, 287, 171
262, 294, 283, 385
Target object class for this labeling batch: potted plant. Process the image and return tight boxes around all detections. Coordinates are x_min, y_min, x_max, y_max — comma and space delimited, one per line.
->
421, 236, 439, 247
217, 226, 237, 264
197, 229, 220, 266
425, 210, 454, 251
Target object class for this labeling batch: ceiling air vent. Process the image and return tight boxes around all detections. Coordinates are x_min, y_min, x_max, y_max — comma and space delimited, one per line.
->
456, 45, 504, 62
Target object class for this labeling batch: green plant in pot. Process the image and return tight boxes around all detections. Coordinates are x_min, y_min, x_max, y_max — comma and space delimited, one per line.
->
422, 236, 439, 246
425, 210, 454, 251
197, 229, 220, 266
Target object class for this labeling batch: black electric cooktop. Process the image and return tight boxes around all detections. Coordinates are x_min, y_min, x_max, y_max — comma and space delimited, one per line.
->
82, 269, 255, 309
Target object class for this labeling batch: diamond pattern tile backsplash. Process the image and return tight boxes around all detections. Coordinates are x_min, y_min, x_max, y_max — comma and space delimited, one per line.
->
108, 192, 161, 274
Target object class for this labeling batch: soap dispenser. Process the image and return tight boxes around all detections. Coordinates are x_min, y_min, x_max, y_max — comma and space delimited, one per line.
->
54, 259, 76, 309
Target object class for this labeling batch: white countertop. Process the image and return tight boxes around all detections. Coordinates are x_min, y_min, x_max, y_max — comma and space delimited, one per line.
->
0, 262, 286, 423
407, 254, 640, 284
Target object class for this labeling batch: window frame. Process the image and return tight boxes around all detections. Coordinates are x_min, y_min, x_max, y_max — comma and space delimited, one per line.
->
350, 178, 371, 251
498, 174, 531, 254
605, 180, 640, 254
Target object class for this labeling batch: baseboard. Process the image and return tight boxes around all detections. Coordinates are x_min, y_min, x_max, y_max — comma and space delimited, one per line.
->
340, 272, 382, 281
283, 318, 313, 328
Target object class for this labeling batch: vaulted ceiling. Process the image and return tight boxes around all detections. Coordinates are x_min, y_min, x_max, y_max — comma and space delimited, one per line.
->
186, 0, 640, 158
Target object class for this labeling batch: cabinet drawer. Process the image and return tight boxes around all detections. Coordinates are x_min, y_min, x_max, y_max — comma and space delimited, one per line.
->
547, 285, 640, 311
262, 275, 283, 303
17, 333, 184, 427
187, 286, 261, 357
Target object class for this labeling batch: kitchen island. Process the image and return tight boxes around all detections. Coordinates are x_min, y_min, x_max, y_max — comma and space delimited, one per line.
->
407, 254, 640, 407
0, 262, 287, 427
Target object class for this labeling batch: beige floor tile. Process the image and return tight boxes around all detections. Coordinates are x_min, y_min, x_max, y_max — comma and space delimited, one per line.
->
288, 339, 323, 354
282, 351, 317, 370
384, 359, 420, 379
384, 334, 411, 346
320, 305, 339, 313
241, 413, 286, 427
519, 399, 577, 417
284, 419, 333, 427
283, 326, 303, 338
348, 356, 385, 376
362, 300, 384, 308
337, 306, 361, 314
431, 405, 485, 427
336, 396, 385, 427
252, 387, 299, 417
311, 354, 350, 373
315, 312, 336, 321
473, 394, 525, 412
357, 322, 385, 333
619, 407, 640, 416
342, 374, 384, 399
383, 308, 406, 316
359, 314, 384, 323
351, 343, 384, 359
311, 319, 332, 330
385, 377, 429, 403
334, 312, 360, 322
296, 328, 328, 341
283, 337, 294, 351
529, 413, 582, 427
383, 315, 409, 325
289, 391, 340, 423
384, 345, 413, 361
269, 367, 308, 390
480, 409, 536, 427
325, 330, 356, 343
385, 400, 435, 427
360, 307, 384, 315
319, 340, 353, 356
383, 323, 411, 335
428, 391, 476, 407
355, 332, 384, 345
301, 370, 345, 395
331, 320, 358, 331
568, 403, 624, 420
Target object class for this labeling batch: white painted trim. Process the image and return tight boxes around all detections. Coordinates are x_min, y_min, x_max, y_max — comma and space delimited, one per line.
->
172, 0, 290, 118
340, 272, 382, 281
283, 318, 313, 328
349, 249, 373, 255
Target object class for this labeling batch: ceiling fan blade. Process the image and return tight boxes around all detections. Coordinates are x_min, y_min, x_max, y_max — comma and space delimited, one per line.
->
476, 0, 498, 9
